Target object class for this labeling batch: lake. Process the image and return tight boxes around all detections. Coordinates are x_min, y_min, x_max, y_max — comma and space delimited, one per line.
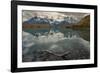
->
22, 27, 90, 62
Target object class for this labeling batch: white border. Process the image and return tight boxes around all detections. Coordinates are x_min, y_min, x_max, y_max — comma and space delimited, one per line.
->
17, 5, 94, 68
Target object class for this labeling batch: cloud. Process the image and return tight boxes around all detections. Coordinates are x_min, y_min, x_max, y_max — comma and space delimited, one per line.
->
22, 10, 89, 22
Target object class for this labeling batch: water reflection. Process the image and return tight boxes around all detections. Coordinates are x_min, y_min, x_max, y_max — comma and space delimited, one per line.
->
22, 26, 90, 62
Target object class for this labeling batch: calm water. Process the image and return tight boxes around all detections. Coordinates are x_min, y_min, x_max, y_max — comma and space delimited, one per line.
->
22, 28, 90, 62
23, 28, 90, 41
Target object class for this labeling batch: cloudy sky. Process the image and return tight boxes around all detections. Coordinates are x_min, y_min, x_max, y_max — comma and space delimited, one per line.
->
22, 10, 89, 22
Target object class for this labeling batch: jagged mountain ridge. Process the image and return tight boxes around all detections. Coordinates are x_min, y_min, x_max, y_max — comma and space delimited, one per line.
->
23, 16, 79, 26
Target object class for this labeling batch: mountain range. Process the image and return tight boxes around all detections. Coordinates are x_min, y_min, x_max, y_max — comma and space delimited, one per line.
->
23, 16, 79, 26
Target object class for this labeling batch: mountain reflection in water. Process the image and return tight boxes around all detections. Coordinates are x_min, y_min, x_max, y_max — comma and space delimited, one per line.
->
22, 28, 90, 62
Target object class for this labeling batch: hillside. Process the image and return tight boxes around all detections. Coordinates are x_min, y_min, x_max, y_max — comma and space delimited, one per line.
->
72, 15, 90, 28
23, 24, 50, 29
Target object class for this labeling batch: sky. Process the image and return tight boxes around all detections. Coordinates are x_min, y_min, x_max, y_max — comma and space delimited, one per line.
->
22, 10, 89, 22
